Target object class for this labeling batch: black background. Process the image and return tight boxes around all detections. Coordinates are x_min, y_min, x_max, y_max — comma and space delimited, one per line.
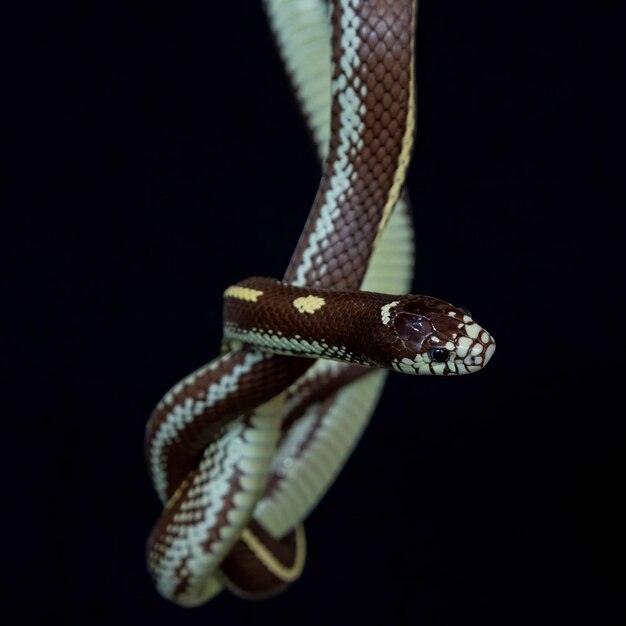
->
4, 1, 622, 625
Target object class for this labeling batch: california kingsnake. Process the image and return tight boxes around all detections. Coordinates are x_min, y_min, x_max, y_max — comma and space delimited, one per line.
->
145, 0, 495, 606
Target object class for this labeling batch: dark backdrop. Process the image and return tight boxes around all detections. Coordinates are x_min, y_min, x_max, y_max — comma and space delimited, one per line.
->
4, 1, 621, 625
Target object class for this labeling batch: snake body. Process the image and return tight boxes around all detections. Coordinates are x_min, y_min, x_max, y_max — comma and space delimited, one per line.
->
145, 0, 495, 606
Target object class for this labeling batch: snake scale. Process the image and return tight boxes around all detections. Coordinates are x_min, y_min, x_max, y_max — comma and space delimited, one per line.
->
145, 0, 495, 606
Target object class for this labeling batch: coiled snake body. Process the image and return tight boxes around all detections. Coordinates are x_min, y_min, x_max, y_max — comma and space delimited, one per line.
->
145, 0, 495, 606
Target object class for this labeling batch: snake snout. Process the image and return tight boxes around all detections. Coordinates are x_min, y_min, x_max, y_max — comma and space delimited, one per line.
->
465, 333, 496, 370
453, 324, 496, 373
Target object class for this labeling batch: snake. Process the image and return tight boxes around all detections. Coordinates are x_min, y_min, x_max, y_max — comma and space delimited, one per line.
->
144, 0, 495, 607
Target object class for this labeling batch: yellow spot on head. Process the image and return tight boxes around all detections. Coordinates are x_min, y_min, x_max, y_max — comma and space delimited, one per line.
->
293, 295, 326, 314
224, 285, 264, 302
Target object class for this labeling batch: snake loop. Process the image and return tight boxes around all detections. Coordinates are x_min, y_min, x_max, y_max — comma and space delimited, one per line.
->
144, 0, 494, 606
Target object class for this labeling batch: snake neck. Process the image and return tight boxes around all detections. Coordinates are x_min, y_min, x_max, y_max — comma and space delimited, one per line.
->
223, 277, 401, 368
284, 0, 417, 290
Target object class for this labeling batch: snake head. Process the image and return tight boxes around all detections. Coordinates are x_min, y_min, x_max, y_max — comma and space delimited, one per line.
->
388, 296, 495, 375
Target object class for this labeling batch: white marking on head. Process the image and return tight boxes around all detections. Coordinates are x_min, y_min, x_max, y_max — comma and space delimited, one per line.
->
471, 343, 484, 355
380, 301, 400, 325
465, 322, 480, 339
418, 363, 433, 375
456, 336, 473, 358
398, 362, 416, 374
430, 362, 446, 375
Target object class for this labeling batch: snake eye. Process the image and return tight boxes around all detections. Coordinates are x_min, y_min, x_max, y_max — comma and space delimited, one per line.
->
428, 348, 449, 363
